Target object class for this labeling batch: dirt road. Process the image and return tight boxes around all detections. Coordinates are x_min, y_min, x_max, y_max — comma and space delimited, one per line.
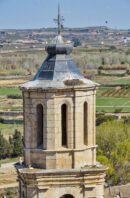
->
0, 162, 18, 189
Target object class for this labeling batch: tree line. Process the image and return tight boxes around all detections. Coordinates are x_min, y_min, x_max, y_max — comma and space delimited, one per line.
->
0, 129, 23, 160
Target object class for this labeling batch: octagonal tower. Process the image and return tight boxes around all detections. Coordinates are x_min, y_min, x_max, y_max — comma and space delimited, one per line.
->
16, 6, 107, 198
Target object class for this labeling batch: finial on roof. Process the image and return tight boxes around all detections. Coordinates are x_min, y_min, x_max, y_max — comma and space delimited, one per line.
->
54, 4, 64, 35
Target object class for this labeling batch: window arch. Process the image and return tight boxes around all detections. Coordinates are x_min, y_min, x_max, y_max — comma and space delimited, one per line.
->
61, 104, 67, 147
60, 194, 74, 198
84, 102, 88, 145
37, 104, 43, 148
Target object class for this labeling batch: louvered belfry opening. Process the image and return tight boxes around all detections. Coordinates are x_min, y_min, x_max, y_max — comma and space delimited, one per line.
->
37, 104, 43, 148
61, 104, 67, 147
84, 102, 88, 145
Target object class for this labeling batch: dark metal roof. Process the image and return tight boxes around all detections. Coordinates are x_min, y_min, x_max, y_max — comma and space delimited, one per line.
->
20, 35, 98, 90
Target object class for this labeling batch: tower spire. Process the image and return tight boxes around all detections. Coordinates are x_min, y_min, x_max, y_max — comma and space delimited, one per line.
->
54, 4, 64, 35
58, 3, 60, 35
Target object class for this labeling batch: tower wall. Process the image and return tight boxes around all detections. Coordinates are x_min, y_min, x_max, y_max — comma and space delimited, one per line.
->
23, 88, 97, 169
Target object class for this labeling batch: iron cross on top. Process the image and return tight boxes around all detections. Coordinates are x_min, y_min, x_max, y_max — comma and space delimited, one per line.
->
54, 4, 64, 35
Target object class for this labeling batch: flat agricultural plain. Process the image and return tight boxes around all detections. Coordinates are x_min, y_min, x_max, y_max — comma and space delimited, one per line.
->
0, 44, 130, 195
0, 79, 130, 138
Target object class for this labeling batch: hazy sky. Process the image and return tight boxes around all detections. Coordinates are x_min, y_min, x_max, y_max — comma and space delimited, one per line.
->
0, 0, 129, 29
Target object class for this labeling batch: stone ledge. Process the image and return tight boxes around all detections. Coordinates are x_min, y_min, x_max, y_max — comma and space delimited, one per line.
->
24, 145, 98, 153
16, 164, 108, 175
20, 85, 98, 93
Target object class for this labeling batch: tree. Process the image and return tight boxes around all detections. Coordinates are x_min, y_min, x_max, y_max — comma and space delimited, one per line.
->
12, 129, 23, 157
96, 120, 130, 185
0, 132, 12, 159
97, 153, 115, 183
109, 45, 116, 51
98, 66, 103, 70
126, 48, 130, 55
96, 115, 115, 126
72, 38, 81, 47
96, 120, 129, 158
111, 142, 130, 184
101, 57, 105, 65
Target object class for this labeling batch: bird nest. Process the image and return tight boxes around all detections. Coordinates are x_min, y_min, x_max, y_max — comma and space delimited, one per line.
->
64, 79, 85, 86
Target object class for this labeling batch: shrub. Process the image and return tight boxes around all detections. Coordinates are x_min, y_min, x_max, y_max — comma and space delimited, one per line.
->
98, 70, 102, 75
124, 118, 130, 124
72, 38, 81, 47
126, 48, 130, 55
6, 189, 12, 196
0, 117, 4, 123
96, 115, 115, 126
109, 46, 116, 50
121, 61, 125, 64
98, 66, 103, 70
7, 94, 22, 99
101, 57, 105, 65
126, 69, 130, 75
97, 154, 115, 182
114, 108, 122, 113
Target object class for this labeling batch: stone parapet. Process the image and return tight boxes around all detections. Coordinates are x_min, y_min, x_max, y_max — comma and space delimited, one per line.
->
16, 165, 107, 198
24, 145, 97, 169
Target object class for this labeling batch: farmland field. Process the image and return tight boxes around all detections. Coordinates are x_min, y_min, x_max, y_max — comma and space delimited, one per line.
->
0, 123, 23, 135
101, 88, 130, 97
0, 87, 22, 111
0, 87, 21, 96
96, 86, 130, 112
96, 97, 130, 112
96, 106, 130, 112
104, 78, 130, 84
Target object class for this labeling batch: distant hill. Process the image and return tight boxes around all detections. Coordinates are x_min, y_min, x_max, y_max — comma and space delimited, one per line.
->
0, 26, 129, 48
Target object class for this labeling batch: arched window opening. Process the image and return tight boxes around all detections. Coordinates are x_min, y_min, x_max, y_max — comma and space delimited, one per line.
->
61, 104, 67, 147
60, 194, 74, 198
84, 102, 88, 145
37, 104, 43, 148
22, 191, 25, 198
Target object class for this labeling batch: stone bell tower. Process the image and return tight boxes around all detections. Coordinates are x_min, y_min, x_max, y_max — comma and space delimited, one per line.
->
16, 6, 107, 198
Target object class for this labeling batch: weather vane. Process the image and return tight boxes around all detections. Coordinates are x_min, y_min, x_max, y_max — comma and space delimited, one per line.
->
54, 4, 64, 35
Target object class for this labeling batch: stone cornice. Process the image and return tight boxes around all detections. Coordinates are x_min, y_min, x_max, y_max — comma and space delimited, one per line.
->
23, 145, 98, 153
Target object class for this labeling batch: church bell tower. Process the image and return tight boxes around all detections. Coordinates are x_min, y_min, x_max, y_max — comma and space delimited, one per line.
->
16, 6, 107, 198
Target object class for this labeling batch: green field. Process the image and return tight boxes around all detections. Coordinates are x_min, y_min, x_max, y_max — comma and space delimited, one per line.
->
96, 97, 130, 106
96, 97, 130, 112
105, 78, 130, 84
96, 86, 130, 112
0, 87, 21, 96
96, 86, 114, 97
96, 106, 130, 112
0, 87, 22, 111
0, 123, 23, 135
1, 106, 23, 110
